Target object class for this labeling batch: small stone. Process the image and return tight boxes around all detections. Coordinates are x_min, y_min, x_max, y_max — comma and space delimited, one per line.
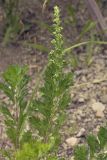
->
94, 125, 100, 133
62, 143, 67, 150
101, 95, 107, 104
81, 76, 87, 82
84, 118, 91, 123
91, 101, 105, 118
78, 97, 85, 103
76, 109, 86, 119
66, 137, 79, 147
96, 112, 104, 118
81, 113, 86, 118
70, 156, 74, 160
76, 110, 83, 116
76, 115, 81, 121
76, 128, 86, 138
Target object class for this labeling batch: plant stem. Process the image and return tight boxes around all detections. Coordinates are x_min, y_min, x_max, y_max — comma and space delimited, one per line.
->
63, 40, 107, 54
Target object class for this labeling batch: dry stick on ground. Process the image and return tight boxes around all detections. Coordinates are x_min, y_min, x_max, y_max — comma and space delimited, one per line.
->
84, 0, 107, 37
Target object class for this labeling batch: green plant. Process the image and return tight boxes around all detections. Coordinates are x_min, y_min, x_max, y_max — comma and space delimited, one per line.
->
0, 6, 73, 160
74, 125, 107, 160
3, 0, 21, 44
74, 145, 88, 160
29, 4, 73, 152
0, 65, 31, 158
85, 31, 95, 66
14, 140, 55, 160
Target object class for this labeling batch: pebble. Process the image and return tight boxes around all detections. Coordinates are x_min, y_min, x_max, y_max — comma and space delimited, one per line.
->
76, 128, 86, 138
62, 143, 67, 150
91, 101, 105, 118
94, 125, 100, 133
101, 95, 107, 104
70, 156, 74, 160
66, 137, 79, 147
78, 97, 85, 103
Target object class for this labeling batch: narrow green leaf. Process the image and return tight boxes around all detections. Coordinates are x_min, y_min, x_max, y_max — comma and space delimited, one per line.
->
0, 82, 14, 102
87, 134, 99, 157
98, 127, 107, 148
0, 103, 13, 119
79, 20, 96, 38
23, 42, 49, 52
74, 145, 88, 160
